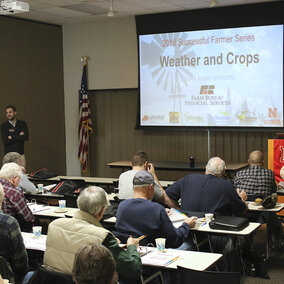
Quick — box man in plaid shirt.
[0,162,34,230]
[0,183,29,283]
[234,150,276,197]
[234,150,282,246]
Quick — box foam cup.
[155,238,166,252]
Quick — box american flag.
[78,64,93,172]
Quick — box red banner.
[269,139,284,183]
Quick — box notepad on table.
[141,250,180,267]
[169,208,188,228]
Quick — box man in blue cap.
[115,170,196,249]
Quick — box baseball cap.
[133,170,154,186]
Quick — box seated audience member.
[234,150,283,246]
[0,162,34,229]
[115,170,197,248]
[118,151,164,203]
[165,157,247,216]
[234,150,276,198]
[2,152,36,194]
[72,244,117,284]
[0,183,29,284]
[44,186,142,281]
[165,157,248,271]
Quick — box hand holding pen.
[127,235,146,248]
[184,216,197,228]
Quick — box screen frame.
[135,2,284,131]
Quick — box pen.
[137,235,147,241]
[201,222,207,226]
[165,256,180,266]
[120,235,147,248]
[139,248,152,257]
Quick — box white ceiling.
[3,0,281,26]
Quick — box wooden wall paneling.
[100,92,113,176]
[88,89,279,181]
[118,90,139,163]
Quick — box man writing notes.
[44,186,142,282]
[1,105,29,166]
[115,170,197,249]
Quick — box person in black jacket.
[1,105,29,165]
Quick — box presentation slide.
[139,25,283,128]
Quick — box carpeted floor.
[243,224,284,284]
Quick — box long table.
[27,175,118,188]
[22,232,222,271]
[104,216,261,237]
[28,204,79,219]
[28,194,117,219]
[26,192,117,203]
[247,202,284,212]
[27,173,175,192]
[107,160,248,176]
[247,201,284,258]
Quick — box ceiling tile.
[65,3,108,15]
[41,7,90,17]
[3,0,280,25]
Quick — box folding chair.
[27,266,75,284]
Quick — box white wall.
[63,16,138,175]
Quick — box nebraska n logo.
[268,108,277,118]
[200,85,215,95]
[280,146,284,162]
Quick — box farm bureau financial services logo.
[185,85,231,106]
[200,85,215,95]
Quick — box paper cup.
[37,184,43,192]
[33,226,42,239]
[205,213,214,223]
[58,200,66,209]
[155,238,166,252]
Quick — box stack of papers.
[23,235,47,251]
[28,204,54,213]
[142,250,180,267]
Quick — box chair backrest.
[177,266,240,284]
[0,256,14,283]
[28,266,75,284]
[64,195,78,208]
